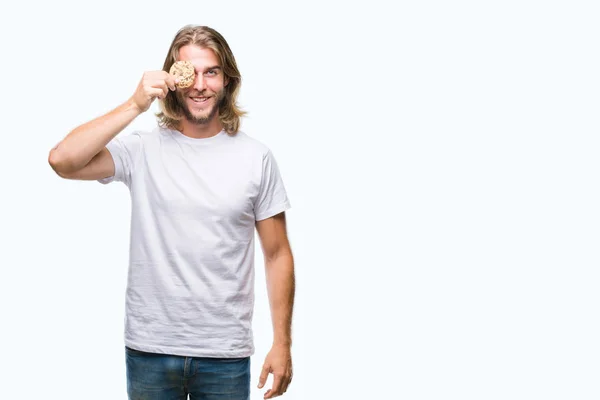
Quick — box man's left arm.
[255,211,295,399]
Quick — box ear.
[224,75,230,87]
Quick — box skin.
[174,45,228,139]
[255,212,295,398]
[49,43,295,399]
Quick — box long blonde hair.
[155,25,247,134]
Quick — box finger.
[281,376,290,394]
[149,79,170,92]
[156,71,177,91]
[166,74,178,91]
[281,374,291,394]
[155,82,169,98]
[257,365,270,389]
[265,374,283,398]
[147,87,167,100]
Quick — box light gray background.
[1,1,598,399]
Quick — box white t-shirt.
[98,126,291,358]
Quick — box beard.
[178,89,226,125]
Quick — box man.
[48,24,294,400]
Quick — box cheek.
[208,77,226,92]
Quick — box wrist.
[273,340,292,348]
[125,97,143,115]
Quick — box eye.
[205,69,218,76]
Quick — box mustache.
[187,91,212,97]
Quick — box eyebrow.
[197,66,221,73]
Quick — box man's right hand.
[130,71,179,113]
[49,70,179,177]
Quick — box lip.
[189,96,212,107]
[189,96,212,104]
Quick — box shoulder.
[227,130,272,158]
[114,127,158,144]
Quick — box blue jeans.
[125,346,251,400]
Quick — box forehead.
[177,45,220,69]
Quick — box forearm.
[50,98,141,173]
[265,252,295,346]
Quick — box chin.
[189,103,212,115]
[190,108,207,116]
[192,110,212,120]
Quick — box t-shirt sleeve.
[253,149,292,221]
[97,132,143,187]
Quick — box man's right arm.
[48,100,141,180]
[48,71,177,180]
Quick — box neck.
[178,117,224,139]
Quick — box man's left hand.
[257,344,293,398]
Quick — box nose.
[193,73,207,92]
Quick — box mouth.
[190,96,211,104]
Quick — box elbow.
[48,148,76,177]
[265,248,294,266]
